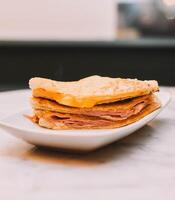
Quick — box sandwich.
[28,75,161,129]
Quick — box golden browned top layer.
[29,75,159,108]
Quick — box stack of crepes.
[28,75,161,129]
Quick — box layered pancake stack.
[28,75,161,129]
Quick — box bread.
[29,75,159,108]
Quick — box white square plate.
[0,91,171,152]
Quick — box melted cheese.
[32,88,150,108]
[33,88,96,108]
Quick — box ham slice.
[28,94,160,129]
[32,100,148,129]
[99,101,147,121]
[31,95,150,119]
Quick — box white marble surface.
[0,88,175,200]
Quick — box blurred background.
[0,0,175,91]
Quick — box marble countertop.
[0,88,175,200]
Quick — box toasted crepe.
[29,75,159,108]
[31,95,151,119]
[30,94,161,129]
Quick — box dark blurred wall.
[0,42,175,90]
